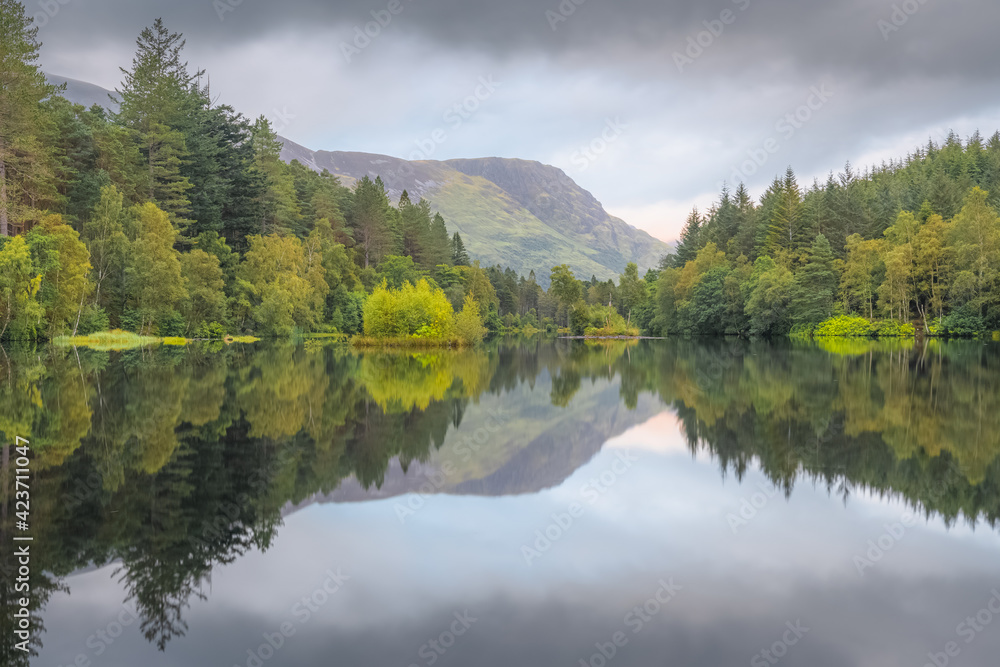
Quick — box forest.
[2,1,1000,341]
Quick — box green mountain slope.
[279,139,669,283]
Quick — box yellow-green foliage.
[0,235,43,339]
[125,203,188,334]
[53,329,161,350]
[813,315,874,338]
[872,319,916,338]
[235,234,328,336]
[812,315,916,339]
[453,295,486,345]
[363,279,454,339]
[30,215,93,337]
[161,337,188,346]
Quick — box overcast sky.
[32,0,1000,242]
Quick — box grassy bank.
[52,329,260,350]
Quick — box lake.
[2,338,1000,667]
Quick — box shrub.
[76,305,110,335]
[158,311,187,337]
[939,306,985,338]
[197,321,226,339]
[454,296,486,345]
[363,279,454,339]
[872,320,916,338]
[813,315,874,338]
[583,308,640,337]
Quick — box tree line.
[0,5,657,342]
[652,135,1000,337]
[0,9,499,340]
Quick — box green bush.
[872,320,916,338]
[158,311,187,337]
[362,279,454,339]
[197,321,226,339]
[939,306,985,338]
[813,315,874,338]
[76,305,110,335]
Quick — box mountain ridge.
[278,142,669,281]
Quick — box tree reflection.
[1,337,1000,662]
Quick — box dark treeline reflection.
[2,337,1000,662]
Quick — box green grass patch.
[226,335,260,344]
[53,329,162,351]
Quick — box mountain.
[281,138,670,282]
[49,74,670,282]
[285,374,664,511]
[47,74,119,112]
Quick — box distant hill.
[47,74,119,112]
[49,74,670,282]
[280,138,669,282]
[284,374,664,511]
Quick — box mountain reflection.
[1,337,999,662]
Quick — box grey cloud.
[35,0,1000,86]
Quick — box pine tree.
[790,234,838,324]
[0,0,58,236]
[249,116,300,235]
[178,91,264,244]
[765,167,804,254]
[425,212,451,267]
[351,175,392,268]
[399,191,430,264]
[673,207,702,267]
[452,232,470,266]
[115,19,199,231]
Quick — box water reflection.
[1,338,999,665]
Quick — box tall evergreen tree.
[0,0,57,236]
[115,19,198,230]
[425,212,452,267]
[790,234,838,324]
[249,116,299,236]
[765,167,805,254]
[452,231,470,266]
[673,207,702,267]
[351,175,392,268]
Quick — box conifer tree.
[790,234,837,324]
[765,167,804,254]
[351,175,392,268]
[115,19,198,230]
[249,116,300,236]
[673,207,702,267]
[0,0,57,236]
[452,232,470,266]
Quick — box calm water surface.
[2,338,1000,666]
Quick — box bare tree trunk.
[0,139,8,237]
[72,289,87,336]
